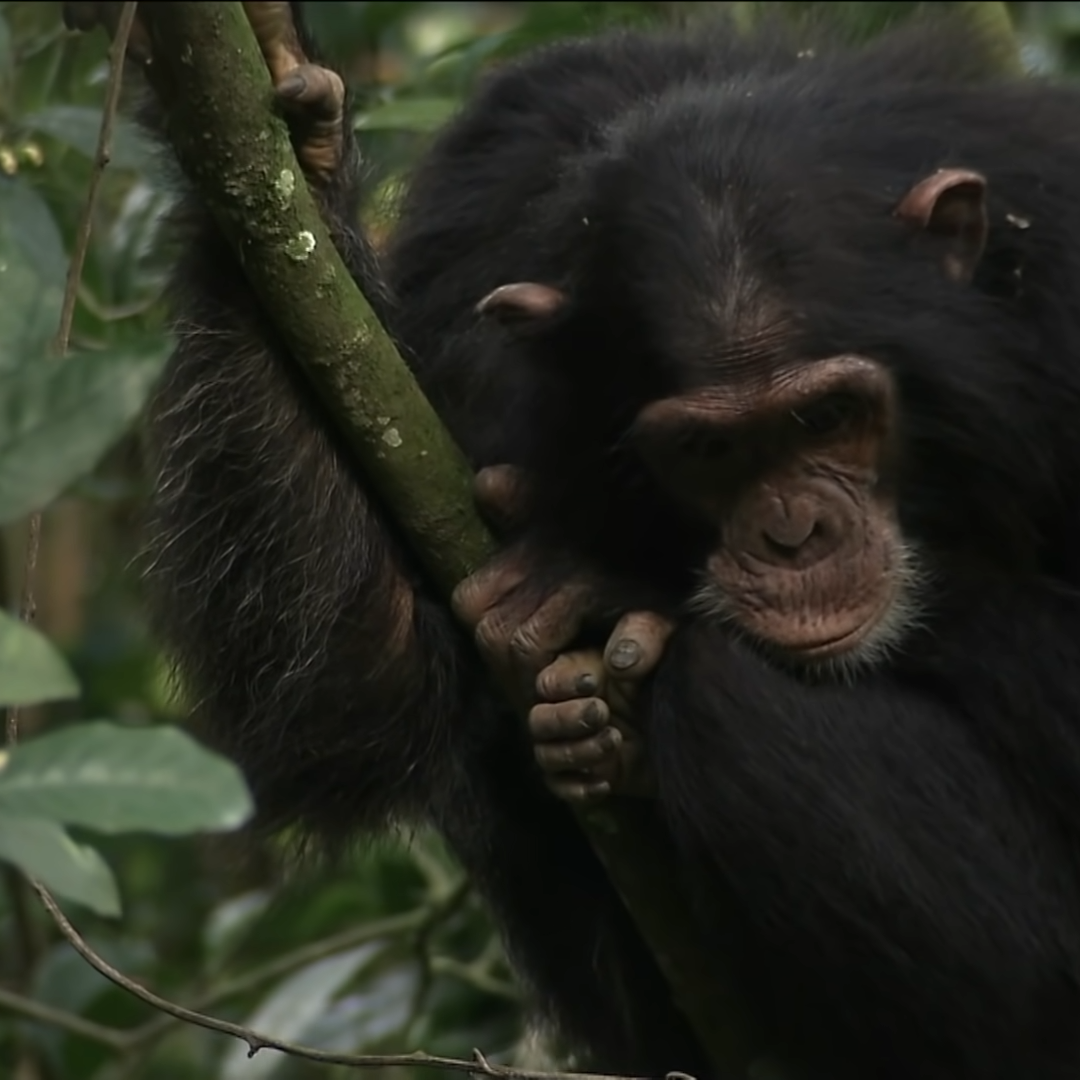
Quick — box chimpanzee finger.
[451,555,530,631]
[243,1,305,84]
[529,697,610,743]
[276,64,345,122]
[275,63,346,177]
[509,579,595,676]
[534,727,624,778]
[604,610,677,681]
[474,465,532,536]
[545,776,612,805]
[536,650,606,703]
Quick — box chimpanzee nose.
[756,493,839,566]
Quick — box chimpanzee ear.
[475,282,568,327]
[894,168,988,284]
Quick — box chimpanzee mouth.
[688,542,926,677]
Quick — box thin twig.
[429,957,518,1002]
[127,882,472,1047]
[0,985,129,1050]
[52,2,140,359]
[31,883,652,1080]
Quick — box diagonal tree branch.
[132,2,758,1074]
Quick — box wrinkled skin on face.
[634,355,910,668]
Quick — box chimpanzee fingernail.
[278,72,306,99]
[608,640,641,671]
[576,673,598,694]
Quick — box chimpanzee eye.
[791,392,864,436]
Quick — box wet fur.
[144,7,1080,1078]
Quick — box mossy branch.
[136,2,760,1074]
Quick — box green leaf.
[0,610,79,707]
[22,106,150,172]
[0,14,12,81]
[0,339,170,525]
[0,227,62,374]
[0,721,254,836]
[0,815,120,917]
[355,97,459,134]
[223,947,379,1080]
[0,177,67,289]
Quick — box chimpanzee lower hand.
[62,2,345,182]
[530,620,673,803]
[451,465,675,799]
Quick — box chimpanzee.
[64,2,1080,1077]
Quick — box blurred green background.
[0,2,1074,1078]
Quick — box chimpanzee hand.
[61,2,345,182]
[452,465,674,800]
[530,628,670,803]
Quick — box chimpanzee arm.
[648,621,1080,1079]
[122,0,476,841]
[144,191,475,840]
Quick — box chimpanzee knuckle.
[474,613,515,663]
[514,591,589,663]
[451,574,495,627]
[534,742,578,773]
[454,556,531,623]
[509,623,548,666]
[550,778,611,805]
[598,725,624,755]
[575,697,611,733]
[277,63,345,118]
[535,663,561,701]
[528,703,560,743]
[536,657,595,702]
[450,581,478,626]
[474,465,530,531]
[577,731,624,767]
[536,697,608,739]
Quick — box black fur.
[143,7,1080,1078]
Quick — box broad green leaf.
[291,966,417,1057]
[355,97,458,134]
[0,339,170,525]
[0,227,61,374]
[0,815,120,917]
[0,721,254,836]
[0,176,67,289]
[223,946,379,1080]
[22,105,150,172]
[0,610,79,707]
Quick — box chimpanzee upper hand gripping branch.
[64,3,1080,1078]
